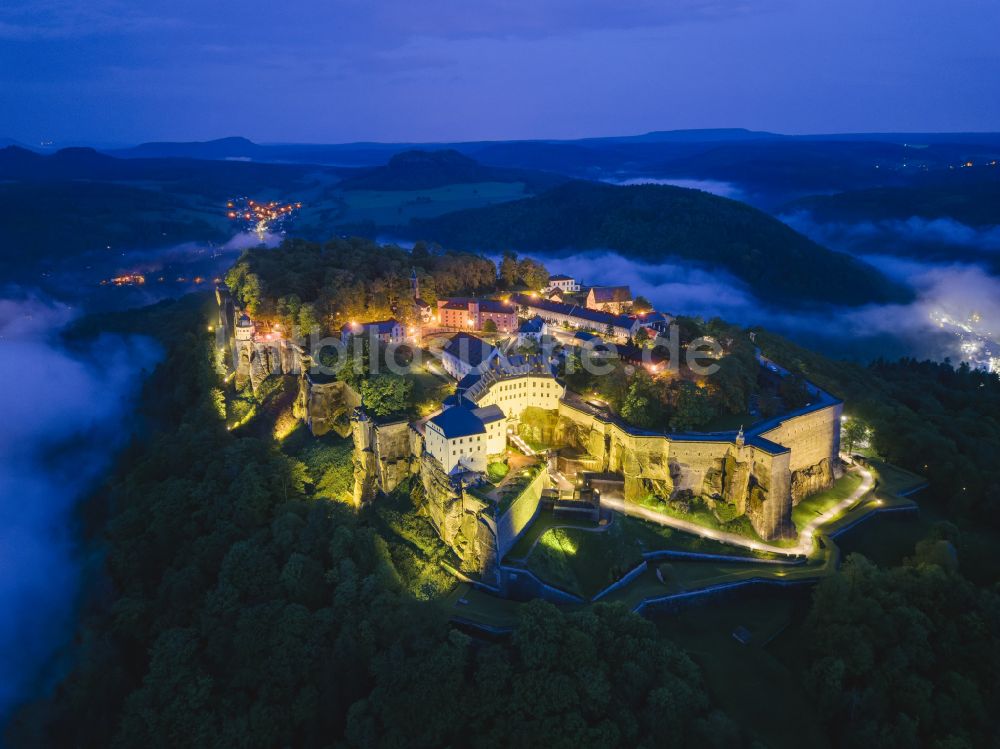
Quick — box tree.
[803,554,1000,748]
[633,295,653,313]
[516,257,549,290]
[360,374,413,417]
[297,303,321,336]
[498,251,519,288]
[411,241,430,261]
[842,418,871,454]
[634,327,650,346]
[482,319,498,334]
[780,373,811,409]
[620,374,663,430]
[670,381,715,432]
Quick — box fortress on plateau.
[215,285,842,586]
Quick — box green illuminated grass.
[791,472,863,529]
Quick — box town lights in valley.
[226,197,302,239]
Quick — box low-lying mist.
[42,230,280,314]
[781,211,1000,268]
[0,290,161,723]
[544,250,1000,364]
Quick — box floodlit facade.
[585,285,632,314]
[340,319,404,344]
[425,403,506,474]
[544,274,580,293]
[510,294,641,341]
[437,298,518,332]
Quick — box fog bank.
[543,250,1000,364]
[0,291,161,722]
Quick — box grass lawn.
[699,408,755,433]
[792,472,863,529]
[409,364,455,416]
[869,459,927,496]
[622,516,781,560]
[521,513,803,599]
[504,511,602,561]
[526,523,644,598]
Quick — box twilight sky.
[1,0,999,145]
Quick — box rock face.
[553,398,839,540]
[350,409,418,506]
[300,377,361,437]
[351,410,378,506]
[790,458,834,504]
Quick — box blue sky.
[1,0,999,144]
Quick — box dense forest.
[6,292,999,748]
[783,179,1000,227]
[6,296,734,748]
[412,181,909,307]
[224,237,502,333]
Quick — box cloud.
[781,211,1000,255]
[0,290,161,721]
[537,250,1000,363]
[607,177,745,200]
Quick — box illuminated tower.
[234,312,255,382]
[235,313,254,342]
[410,268,420,300]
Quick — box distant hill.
[578,128,782,144]
[0,180,229,279]
[413,181,910,307]
[0,146,344,195]
[336,149,566,192]
[651,140,1000,199]
[109,136,264,160]
[783,180,1000,227]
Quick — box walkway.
[601,459,873,557]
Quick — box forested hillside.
[784,180,1000,227]
[337,149,566,192]
[7,294,998,748]
[413,181,909,307]
[6,296,733,748]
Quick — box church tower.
[410,268,420,300]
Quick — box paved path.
[601,459,873,557]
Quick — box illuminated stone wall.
[759,402,842,474]
[553,398,839,540]
[495,468,550,560]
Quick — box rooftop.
[511,294,638,331]
[341,318,401,334]
[442,332,497,366]
[589,285,632,303]
[518,315,546,334]
[429,405,488,439]
[471,404,505,424]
